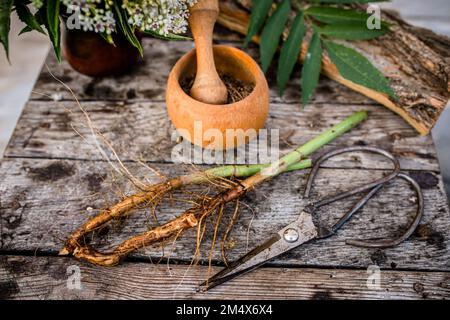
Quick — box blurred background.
[0,0,449,199]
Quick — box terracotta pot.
[62,27,142,77]
[166,45,270,150]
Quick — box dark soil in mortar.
[180,73,255,104]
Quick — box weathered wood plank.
[1,158,448,271]
[3,101,438,171]
[1,256,449,299]
[31,38,374,105]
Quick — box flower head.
[58,0,197,36]
[123,0,197,36]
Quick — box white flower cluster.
[62,0,116,34]
[32,0,197,36]
[123,0,197,36]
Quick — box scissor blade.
[198,211,318,292]
[199,234,280,292]
[198,234,281,292]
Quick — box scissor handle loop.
[303,146,423,248]
[345,173,424,248]
[304,146,401,207]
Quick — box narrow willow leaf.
[45,0,61,62]
[308,0,389,4]
[245,0,273,46]
[277,12,306,96]
[0,0,13,61]
[113,3,143,56]
[318,23,388,40]
[260,0,290,73]
[301,30,322,107]
[324,40,395,97]
[100,32,115,45]
[306,6,371,24]
[19,25,32,35]
[16,3,45,34]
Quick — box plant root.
[60,161,311,266]
[60,179,183,258]
[61,112,367,267]
[221,200,240,266]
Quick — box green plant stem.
[241,110,368,189]
[187,159,312,184]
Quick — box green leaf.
[15,3,45,35]
[308,0,389,4]
[113,3,143,56]
[277,12,306,96]
[306,6,371,24]
[324,40,395,97]
[0,0,13,61]
[19,25,32,35]
[245,0,273,46]
[45,0,61,62]
[317,23,388,40]
[99,32,115,45]
[260,0,290,73]
[306,6,390,30]
[142,29,192,41]
[301,30,322,107]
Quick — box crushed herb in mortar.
[181,73,255,104]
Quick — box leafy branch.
[0,0,193,63]
[0,0,63,62]
[246,0,395,106]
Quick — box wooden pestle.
[189,0,228,104]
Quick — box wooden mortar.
[166,0,269,150]
[166,45,269,150]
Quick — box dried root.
[61,182,236,266]
[59,179,182,262]
[59,162,310,266]
[60,111,366,267]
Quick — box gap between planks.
[2,249,450,274]
[4,101,439,171]
[1,154,443,173]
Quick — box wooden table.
[1,31,449,300]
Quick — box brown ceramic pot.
[166,45,270,150]
[62,27,142,77]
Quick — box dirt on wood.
[28,162,75,182]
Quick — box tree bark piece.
[217,0,450,135]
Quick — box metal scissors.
[198,146,424,292]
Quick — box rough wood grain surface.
[218,0,450,135]
[1,256,449,300]
[1,11,449,299]
[1,158,448,271]
[4,101,439,171]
